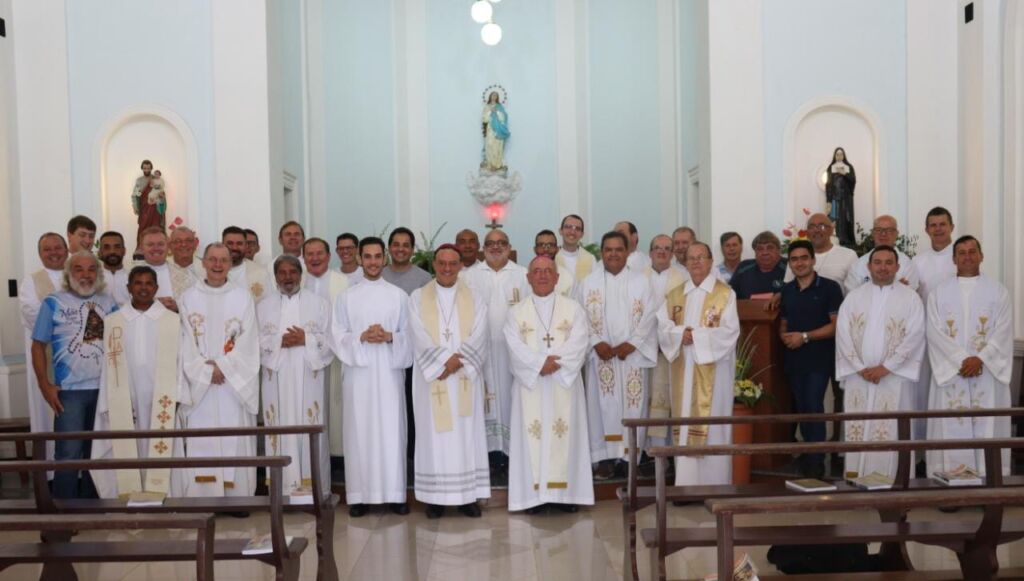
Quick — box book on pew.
[847,471,894,491]
[288,485,314,505]
[126,491,166,507]
[931,464,983,487]
[242,533,296,555]
[785,478,837,493]
[702,552,759,580]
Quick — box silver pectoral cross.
[542,333,554,348]
[442,328,453,342]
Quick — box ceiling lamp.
[481,22,503,46]
[471,0,493,24]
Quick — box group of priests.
[17,206,1014,518]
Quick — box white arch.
[1002,0,1024,338]
[93,105,200,235]
[782,95,886,227]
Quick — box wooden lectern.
[736,300,792,470]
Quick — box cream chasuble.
[330,278,413,505]
[168,261,201,299]
[229,259,270,303]
[409,281,491,505]
[657,276,739,486]
[258,289,333,495]
[464,260,529,454]
[556,248,596,282]
[837,282,925,480]
[926,275,1013,476]
[19,267,62,467]
[177,281,260,497]
[554,263,575,298]
[646,266,687,440]
[304,270,349,457]
[92,301,180,499]
[845,250,921,293]
[504,293,594,511]
[577,268,658,462]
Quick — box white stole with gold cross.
[419,281,476,432]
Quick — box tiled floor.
[3,501,1024,580]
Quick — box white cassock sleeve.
[257,299,285,372]
[456,299,489,385]
[18,276,40,331]
[691,291,740,365]
[627,284,659,365]
[389,294,414,370]
[410,295,489,384]
[835,303,866,382]
[882,294,925,382]
[926,292,970,387]
[331,290,366,367]
[179,309,213,407]
[657,306,685,363]
[303,295,335,372]
[977,286,1014,385]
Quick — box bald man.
[844,215,920,292]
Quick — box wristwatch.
[801,332,809,344]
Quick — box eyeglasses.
[652,246,673,253]
[561,224,583,232]
[686,256,712,263]
[535,242,557,249]
[807,224,831,231]
[873,228,897,235]
[484,240,509,248]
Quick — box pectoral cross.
[431,383,447,406]
[542,332,554,348]
[442,328,453,342]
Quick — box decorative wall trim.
[392,0,431,237]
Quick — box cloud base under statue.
[466,169,522,206]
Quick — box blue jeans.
[53,389,98,499]
[787,372,831,465]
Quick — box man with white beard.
[259,255,333,496]
[177,243,260,498]
[92,266,181,499]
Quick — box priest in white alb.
[926,236,1013,477]
[556,214,597,283]
[258,255,334,496]
[409,244,490,518]
[837,246,926,480]
[504,256,593,513]
[646,234,687,446]
[576,231,658,480]
[533,229,575,297]
[331,237,413,517]
[176,243,260,497]
[92,265,181,500]
[657,242,740,486]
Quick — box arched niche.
[783,97,883,233]
[95,107,199,250]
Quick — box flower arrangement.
[734,328,771,409]
[780,208,811,255]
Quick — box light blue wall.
[323,0,397,239]
[65,0,217,236]
[678,0,702,221]
[426,0,559,256]
[762,0,909,227]
[588,0,662,244]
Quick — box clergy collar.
[199,279,234,294]
[123,299,167,321]
[145,260,168,270]
[280,289,302,300]
[957,274,980,281]
[685,275,717,295]
[870,281,896,291]
[484,260,513,272]
[531,292,555,307]
[603,267,626,278]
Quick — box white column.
[656,0,681,234]
[392,0,430,237]
[211,0,274,244]
[302,0,327,238]
[554,0,591,224]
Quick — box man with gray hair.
[729,231,787,300]
[168,225,204,297]
[30,250,118,498]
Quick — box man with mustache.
[223,226,271,303]
[98,231,130,306]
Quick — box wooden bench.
[0,512,216,581]
[618,408,1024,581]
[647,437,1024,581]
[0,425,337,581]
[0,417,31,486]
[0,454,296,581]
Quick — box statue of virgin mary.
[480,88,509,173]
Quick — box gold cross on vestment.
[431,383,447,406]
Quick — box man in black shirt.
[778,240,843,478]
[729,231,787,299]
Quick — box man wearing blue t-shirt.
[729,231,787,300]
[31,251,118,498]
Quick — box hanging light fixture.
[481,22,503,46]
[470,0,493,24]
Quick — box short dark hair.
[128,265,157,285]
[925,206,954,225]
[388,227,416,247]
[534,229,557,244]
[99,231,125,245]
[243,229,259,242]
[278,220,305,239]
[601,231,628,250]
[719,231,742,247]
[359,236,386,255]
[67,215,97,235]
[560,214,585,231]
[618,221,637,236]
[303,237,330,255]
[222,226,246,240]
[952,234,982,255]
[336,232,359,246]
[869,245,899,263]
[787,239,815,259]
[140,159,153,169]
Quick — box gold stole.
[32,269,56,300]
[648,268,685,439]
[104,310,180,498]
[420,281,475,433]
[665,280,731,447]
[515,296,575,490]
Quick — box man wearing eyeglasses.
[534,229,574,297]
[783,213,858,295]
[556,214,597,282]
[844,215,920,292]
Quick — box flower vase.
[732,403,754,485]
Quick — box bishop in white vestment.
[926,236,1012,476]
[330,238,413,514]
[409,246,490,514]
[259,256,334,495]
[836,247,926,480]
[504,257,594,512]
[92,268,181,499]
[577,233,658,465]
[177,245,261,497]
[657,243,740,486]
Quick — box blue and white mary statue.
[481,89,510,173]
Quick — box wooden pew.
[618,408,1024,581]
[0,425,338,581]
[0,417,31,486]
[0,454,294,581]
[649,437,1024,581]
